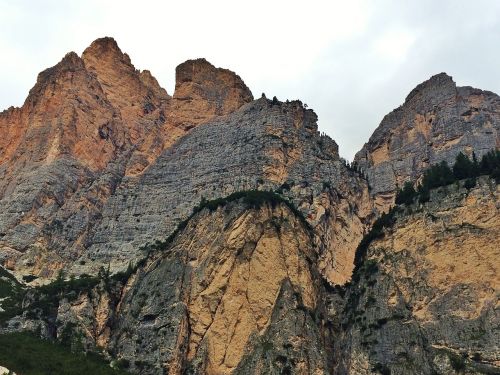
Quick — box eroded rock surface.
[0,38,268,281]
[334,178,500,374]
[355,73,500,211]
[110,200,331,374]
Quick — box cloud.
[1,0,499,160]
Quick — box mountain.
[333,178,499,374]
[355,73,500,211]
[0,38,498,375]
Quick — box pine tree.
[453,152,474,180]
[395,181,417,205]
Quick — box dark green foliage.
[136,190,311,287]
[364,259,379,276]
[421,161,454,190]
[372,362,391,375]
[111,263,134,285]
[150,190,310,252]
[377,317,388,326]
[23,275,39,283]
[417,184,430,203]
[0,332,131,375]
[0,266,24,325]
[464,177,477,190]
[480,149,500,177]
[276,181,292,194]
[453,152,476,179]
[449,353,466,371]
[395,181,417,205]
[116,358,131,369]
[27,273,100,318]
[395,149,500,206]
[353,207,398,272]
[262,340,274,353]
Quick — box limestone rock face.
[0,38,272,280]
[0,51,126,172]
[2,37,499,375]
[82,37,170,145]
[355,73,500,211]
[67,98,369,286]
[110,201,331,375]
[170,58,253,130]
[334,178,500,374]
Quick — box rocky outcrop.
[355,73,500,211]
[64,97,369,286]
[2,37,499,375]
[7,198,334,374]
[0,38,278,282]
[109,199,331,374]
[170,58,254,130]
[334,177,500,374]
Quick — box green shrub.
[464,177,477,190]
[449,353,466,371]
[395,149,499,207]
[395,181,417,205]
[372,362,391,375]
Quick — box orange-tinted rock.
[0,38,260,277]
[82,37,170,144]
[355,73,500,212]
[170,58,253,130]
[2,51,126,172]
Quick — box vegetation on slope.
[395,150,500,205]
[355,149,500,275]
[0,332,130,375]
[0,266,23,325]
[141,189,311,256]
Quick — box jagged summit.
[404,72,455,102]
[355,72,500,210]
[0,37,499,375]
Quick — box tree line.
[395,149,500,205]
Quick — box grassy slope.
[0,332,130,375]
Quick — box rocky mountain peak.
[81,36,129,65]
[355,72,500,211]
[25,51,87,108]
[170,58,253,129]
[404,72,456,107]
[80,37,173,153]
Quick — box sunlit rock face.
[0,37,369,288]
[333,178,500,375]
[355,73,500,211]
[1,36,499,375]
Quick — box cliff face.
[6,198,334,374]
[1,37,499,375]
[65,97,369,286]
[112,200,330,375]
[334,178,500,374]
[355,73,500,211]
[0,38,265,280]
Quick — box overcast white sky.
[1,0,500,160]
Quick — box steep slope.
[355,73,500,211]
[110,198,331,375]
[1,47,371,285]
[0,38,258,280]
[0,51,128,275]
[334,177,500,374]
[4,196,335,374]
[67,97,370,286]
[3,37,499,375]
